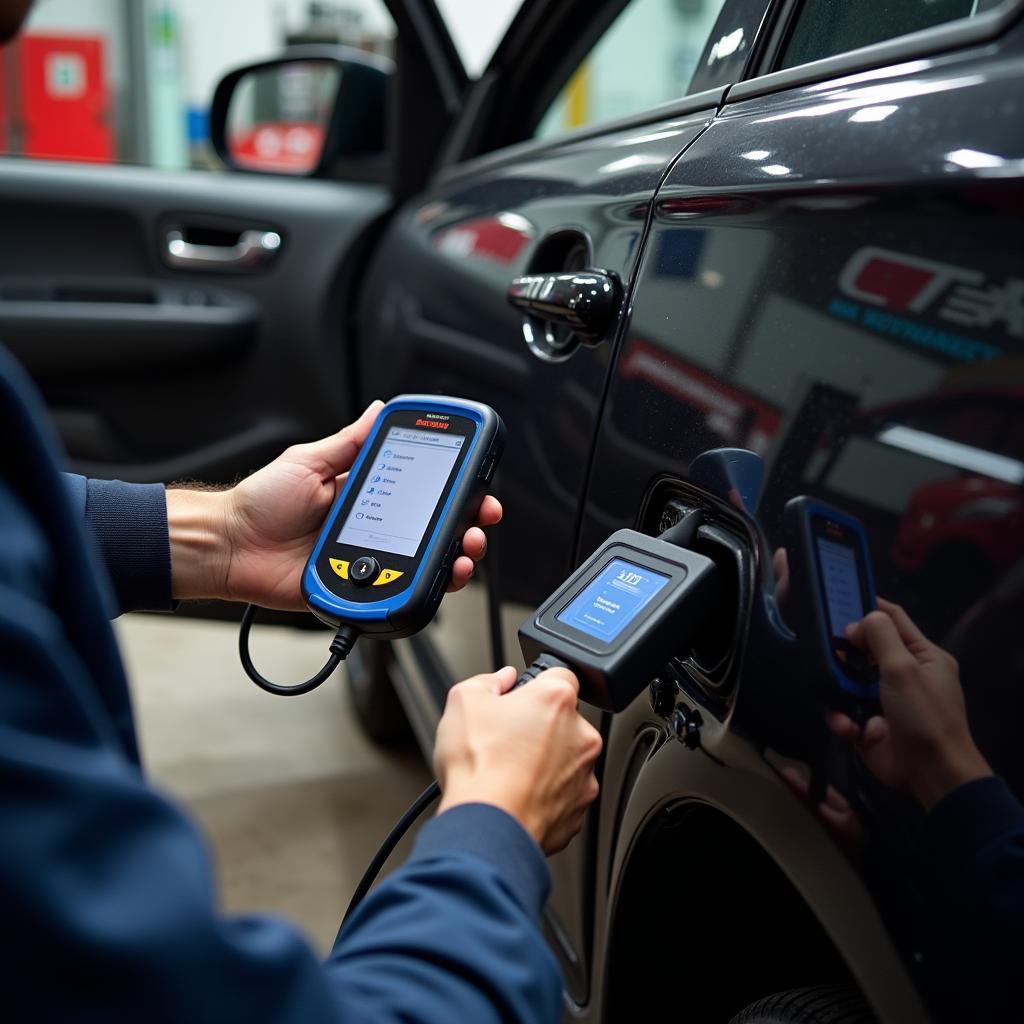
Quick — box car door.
[578,1,1024,1019]
[354,0,774,1004]
[0,0,461,572]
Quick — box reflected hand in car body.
[773,546,992,810]
[830,599,993,811]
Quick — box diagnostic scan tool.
[303,395,505,636]
[518,516,718,711]
[240,395,504,697]
[784,497,880,714]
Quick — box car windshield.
[433,0,522,76]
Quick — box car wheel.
[344,639,415,748]
[728,985,875,1024]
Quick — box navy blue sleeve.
[3,345,561,1023]
[922,776,1024,1009]
[412,803,552,919]
[327,804,561,1023]
[63,473,173,615]
[1,472,562,1024]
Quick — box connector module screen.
[557,558,669,643]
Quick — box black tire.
[344,639,415,748]
[729,985,875,1024]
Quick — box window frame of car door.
[439,0,629,166]
[380,0,469,197]
[733,0,1024,102]
[436,0,775,171]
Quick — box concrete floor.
[115,613,431,956]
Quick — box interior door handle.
[507,269,620,342]
[165,229,282,270]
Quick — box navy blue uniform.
[0,348,560,1022]
[922,776,1024,1016]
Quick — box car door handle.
[164,228,282,270]
[507,269,620,343]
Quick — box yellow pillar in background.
[565,61,590,129]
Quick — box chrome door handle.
[507,269,620,343]
[164,229,282,270]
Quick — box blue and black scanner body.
[302,394,505,639]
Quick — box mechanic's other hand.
[772,547,790,609]
[434,667,603,855]
[829,600,991,810]
[168,401,502,609]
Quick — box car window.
[0,0,394,170]
[779,0,1008,70]
[434,0,523,77]
[535,0,730,140]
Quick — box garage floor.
[115,613,431,956]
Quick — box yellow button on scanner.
[373,569,405,586]
[328,558,350,580]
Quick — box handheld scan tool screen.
[557,559,670,643]
[815,532,866,639]
[809,512,877,689]
[337,426,465,557]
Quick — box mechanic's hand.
[828,600,992,810]
[772,547,791,609]
[167,400,502,610]
[434,666,603,855]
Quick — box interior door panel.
[0,159,389,483]
[0,281,257,375]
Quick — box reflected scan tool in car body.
[784,497,881,716]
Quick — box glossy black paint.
[356,100,724,1008]
[357,106,720,608]
[361,5,1024,1022]
[579,16,1024,1021]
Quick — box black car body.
[7,0,1023,1020]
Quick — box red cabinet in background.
[1,34,113,163]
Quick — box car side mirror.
[210,46,392,179]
